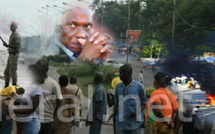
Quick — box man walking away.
[86,72,107,134]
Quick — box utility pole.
[172,0,176,50]
[46,5,58,26]
[150,33,156,59]
[126,0,130,63]
[157,46,161,59]
[46,7,48,36]
[101,0,104,30]
[150,40,154,58]
[53,5,67,25]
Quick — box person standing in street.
[187,78,193,88]
[14,64,44,134]
[2,21,21,88]
[1,64,44,134]
[53,75,74,134]
[86,72,107,134]
[111,76,121,91]
[114,64,147,134]
[67,76,83,117]
[35,59,63,134]
[107,74,121,134]
[139,70,143,83]
[145,72,178,134]
[107,75,121,108]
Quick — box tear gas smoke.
[162,52,215,95]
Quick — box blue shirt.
[205,56,215,63]
[92,84,107,121]
[114,80,147,130]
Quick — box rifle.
[0,36,7,47]
[0,36,4,42]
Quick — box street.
[2,52,215,134]
[0,52,150,134]
[0,0,214,133]
[46,56,155,134]
[0,51,155,134]
[115,56,157,88]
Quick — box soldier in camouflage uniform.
[3,21,21,88]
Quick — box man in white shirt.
[139,70,143,83]
[35,59,63,134]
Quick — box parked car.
[102,59,123,68]
[142,60,156,68]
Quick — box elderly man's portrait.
[58,6,114,62]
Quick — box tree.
[93,0,144,44]
[142,39,166,58]
[142,0,215,56]
[92,0,215,58]
[175,0,215,55]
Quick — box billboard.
[127,30,142,43]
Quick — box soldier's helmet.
[11,21,18,26]
[10,21,18,31]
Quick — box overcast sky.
[0,0,94,37]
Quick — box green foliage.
[142,39,165,58]
[92,0,215,58]
[99,66,118,86]
[42,54,71,63]
[57,63,99,77]
[93,0,144,42]
[145,87,156,98]
[142,0,215,55]
[142,0,173,41]
[76,76,94,96]
[173,0,215,55]
[57,63,118,96]
[192,44,212,57]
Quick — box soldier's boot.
[12,82,16,86]
[4,82,9,88]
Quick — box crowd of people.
[0,4,205,134]
[171,74,199,89]
[0,60,183,134]
[0,59,84,134]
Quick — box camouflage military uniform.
[4,31,21,86]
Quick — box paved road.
[115,56,156,88]
[0,52,152,134]
[0,51,115,134]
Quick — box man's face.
[10,24,17,32]
[61,8,93,54]
[119,69,127,82]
